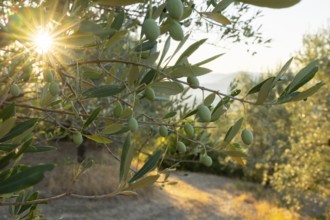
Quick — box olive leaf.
[200,12,231,25]
[119,134,134,184]
[224,118,244,144]
[129,150,162,183]
[0,164,54,194]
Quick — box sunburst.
[3,3,89,75]
[33,28,54,54]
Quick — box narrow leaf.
[271,57,293,88]
[119,134,134,183]
[247,77,275,95]
[256,77,274,104]
[152,3,166,20]
[83,107,102,129]
[151,81,184,95]
[200,12,231,25]
[276,92,300,104]
[128,65,140,87]
[166,65,212,78]
[135,40,157,52]
[277,81,325,103]
[0,117,17,139]
[17,191,39,215]
[224,118,243,144]
[0,103,16,121]
[0,144,56,153]
[213,0,235,12]
[176,39,207,65]
[82,71,102,80]
[101,123,125,135]
[14,191,25,214]
[0,140,32,170]
[165,34,190,68]
[283,60,318,95]
[183,109,198,119]
[158,36,171,67]
[127,175,160,190]
[238,0,300,8]
[83,85,124,98]
[0,164,54,194]
[163,111,177,119]
[211,106,226,122]
[194,53,224,66]
[111,11,125,30]
[140,69,157,85]
[129,150,161,183]
[0,118,38,142]
[204,93,216,106]
[290,81,325,102]
[84,134,112,144]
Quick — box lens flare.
[33,29,53,54]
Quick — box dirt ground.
[0,172,303,220]
[0,142,304,220]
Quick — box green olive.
[241,129,253,145]
[168,21,184,41]
[177,141,186,153]
[49,81,60,96]
[142,19,160,41]
[199,154,212,167]
[113,102,123,117]
[187,76,199,88]
[144,87,155,101]
[159,125,168,137]
[11,84,21,97]
[73,132,83,145]
[197,105,211,122]
[128,117,139,132]
[184,123,194,139]
[166,0,184,20]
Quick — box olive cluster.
[142,0,185,42]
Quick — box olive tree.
[0,0,323,219]
[230,28,329,214]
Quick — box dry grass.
[29,141,155,197]
[20,142,308,219]
[231,180,304,219]
[232,193,301,220]
[46,163,119,195]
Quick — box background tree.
[270,27,330,214]
[232,27,330,215]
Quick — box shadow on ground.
[0,142,302,220]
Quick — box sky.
[189,0,330,92]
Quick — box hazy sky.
[193,0,330,75]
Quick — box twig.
[0,193,68,206]
[64,59,257,105]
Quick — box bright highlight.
[33,29,53,54]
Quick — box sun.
[33,29,54,54]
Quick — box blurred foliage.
[231,27,330,216]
